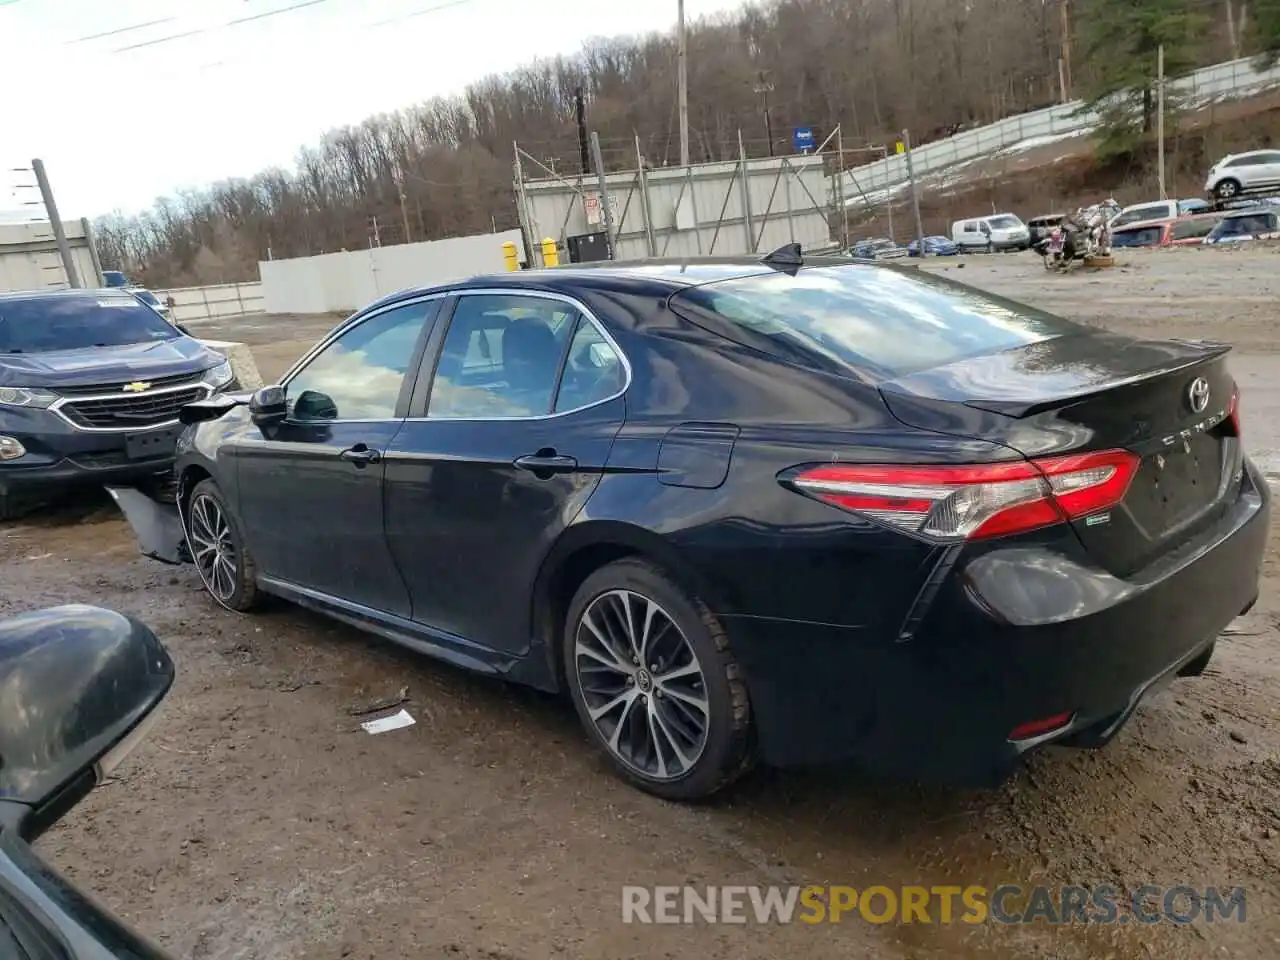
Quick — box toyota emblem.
[1187,377,1210,414]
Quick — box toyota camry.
[108,249,1268,800]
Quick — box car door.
[232,297,441,616]
[1258,152,1280,189]
[383,290,628,655]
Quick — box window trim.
[278,293,445,425]
[406,288,632,422]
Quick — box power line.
[67,18,177,44]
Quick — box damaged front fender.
[105,485,189,565]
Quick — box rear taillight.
[787,449,1140,541]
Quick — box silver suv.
[1204,150,1280,200]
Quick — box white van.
[950,214,1030,252]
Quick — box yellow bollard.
[501,241,519,272]
[541,237,559,268]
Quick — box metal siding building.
[518,155,833,264]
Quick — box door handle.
[340,444,381,467]
[514,451,577,475]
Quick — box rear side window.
[669,265,1077,381]
[0,295,179,354]
[427,294,579,419]
[1112,226,1164,247]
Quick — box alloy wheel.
[188,494,238,602]
[573,589,710,781]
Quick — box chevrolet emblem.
[122,381,151,393]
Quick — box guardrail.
[155,282,265,323]
[837,55,1280,204]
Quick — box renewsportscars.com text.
[621,885,1246,925]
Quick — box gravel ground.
[4,246,1279,960]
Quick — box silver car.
[1204,150,1280,200]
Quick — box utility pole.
[677,0,689,167]
[575,87,590,174]
[395,162,412,244]
[1059,0,1073,101]
[902,130,925,257]
[589,132,616,259]
[1157,44,1167,200]
[754,72,775,156]
[31,159,81,288]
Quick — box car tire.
[186,478,259,612]
[1214,179,1241,200]
[563,558,753,801]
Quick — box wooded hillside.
[96,0,1276,287]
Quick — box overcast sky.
[1,0,740,220]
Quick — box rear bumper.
[725,459,1270,785]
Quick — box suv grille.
[59,386,208,428]
[57,370,206,397]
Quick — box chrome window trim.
[409,287,632,423]
[49,382,213,433]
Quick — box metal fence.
[836,54,1280,203]
[155,282,265,323]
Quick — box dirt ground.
[4,246,1280,960]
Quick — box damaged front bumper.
[105,485,189,565]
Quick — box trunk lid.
[879,331,1242,575]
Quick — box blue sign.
[792,126,815,153]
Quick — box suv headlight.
[0,387,58,409]
[202,358,234,389]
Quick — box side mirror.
[0,605,174,840]
[249,385,288,428]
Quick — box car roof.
[0,287,137,304]
[364,256,865,312]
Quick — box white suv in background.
[1204,150,1280,200]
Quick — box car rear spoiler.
[105,486,188,565]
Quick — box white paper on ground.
[361,708,416,734]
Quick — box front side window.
[428,294,579,419]
[287,300,435,421]
[1171,217,1219,241]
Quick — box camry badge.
[1187,377,1210,414]
[123,381,151,393]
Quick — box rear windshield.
[0,295,181,353]
[1112,226,1164,247]
[669,264,1076,381]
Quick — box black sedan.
[110,252,1268,800]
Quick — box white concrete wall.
[155,282,265,322]
[260,229,526,315]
